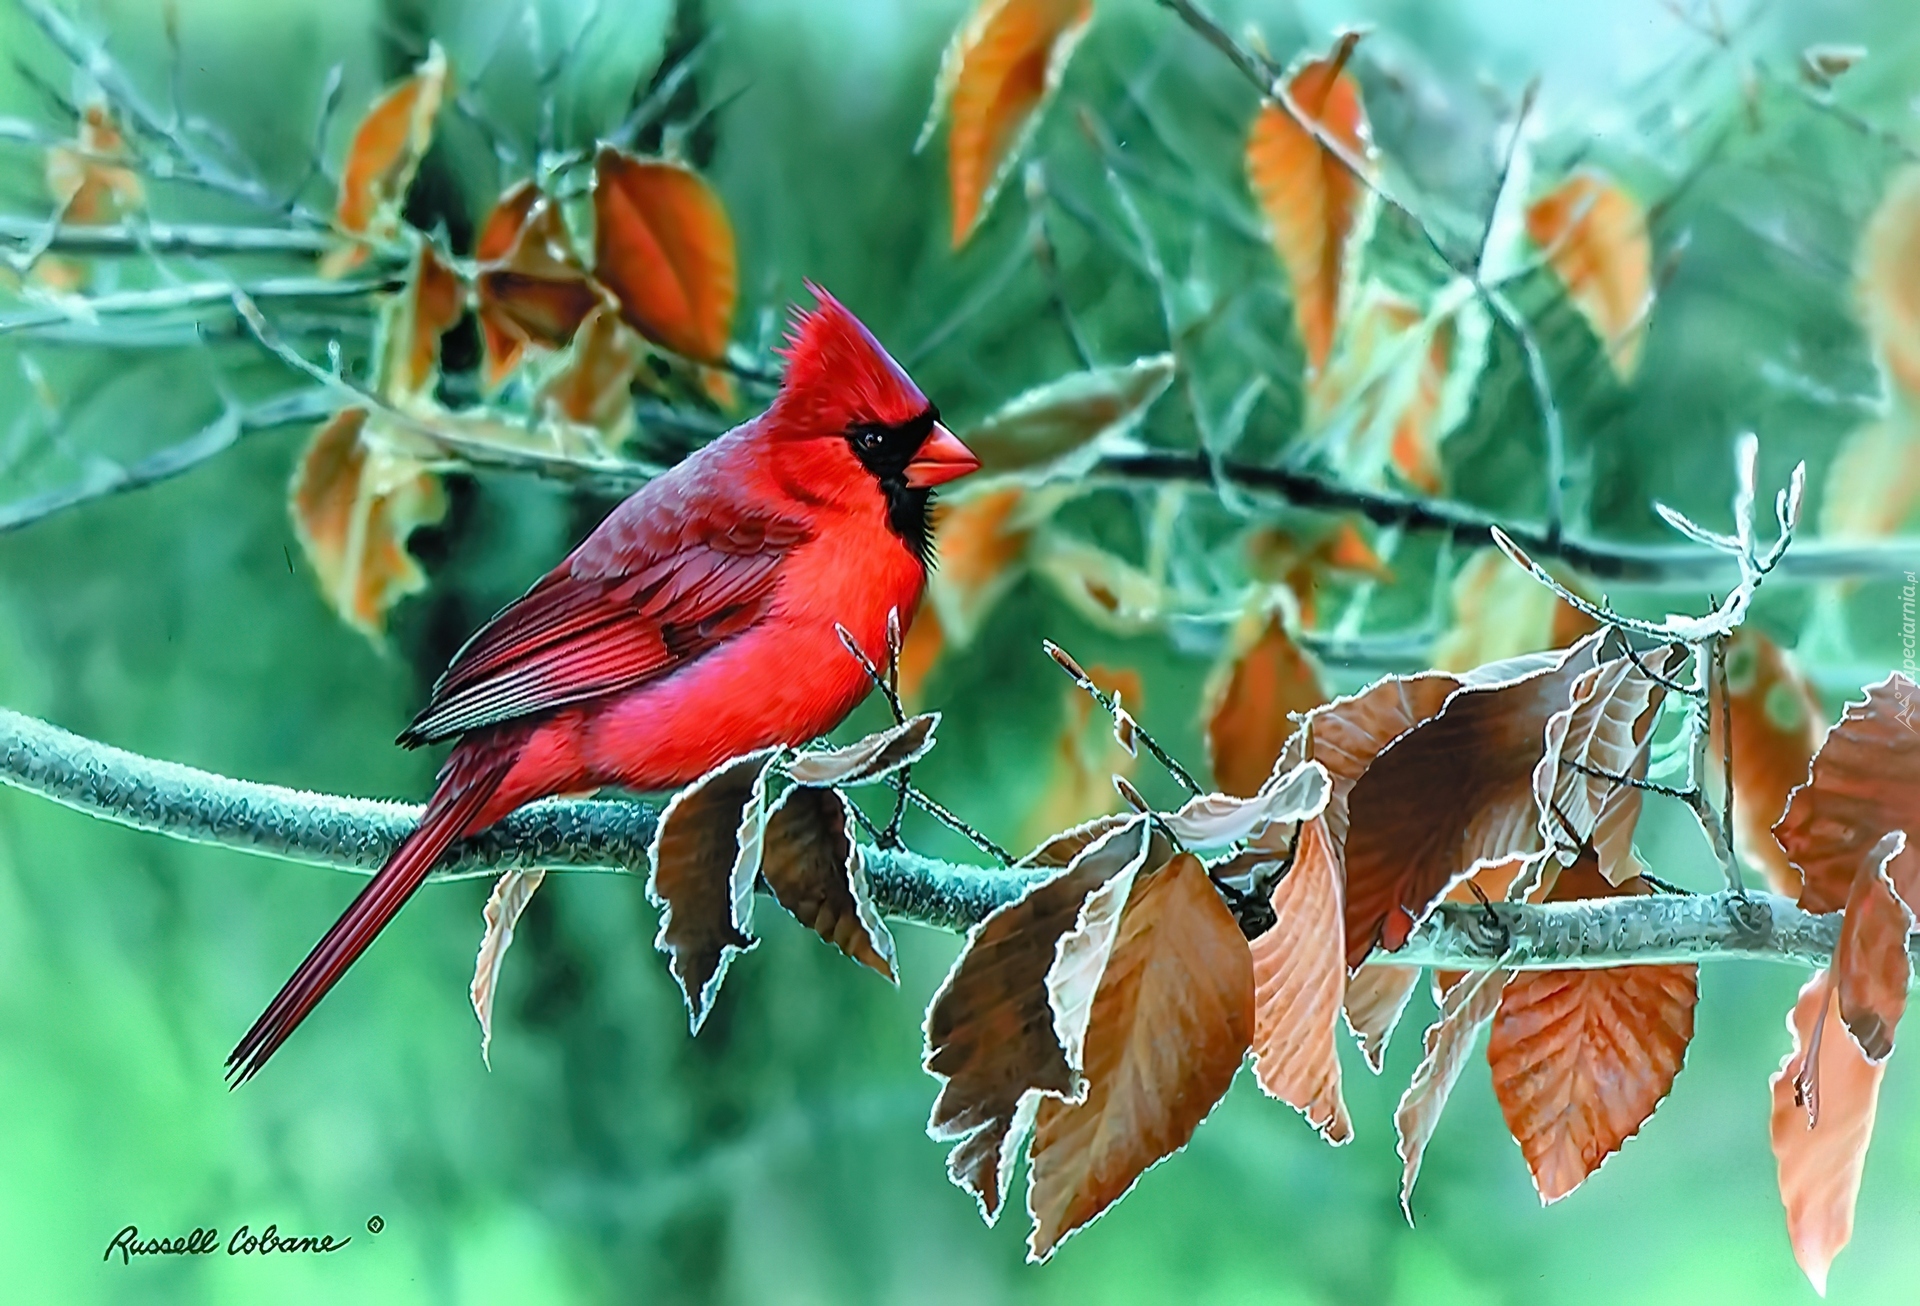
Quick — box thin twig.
[1,276,397,338]
[0,215,340,258]
[1043,639,1204,796]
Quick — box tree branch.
[0,214,339,258]
[1,705,1903,970]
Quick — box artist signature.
[103,1217,380,1265]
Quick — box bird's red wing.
[399,507,809,746]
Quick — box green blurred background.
[2,0,1918,1302]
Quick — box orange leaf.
[476,182,601,388]
[378,243,466,402]
[1526,169,1652,379]
[896,605,945,708]
[1856,164,1920,401]
[1245,519,1391,627]
[927,0,1093,247]
[1832,833,1914,1062]
[592,149,736,363]
[1486,859,1698,1203]
[1771,970,1886,1296]
[1307,287,1453,492]
[1203,608,1328,797]
[1706,630,1828,897]
[926,485,1033,649]
[1246,38,1374,374]
[1817,418,1920,542]
[1026,853,1253,1259]
[1250,815,1351,1142]
[289,407,447,639]
[535,305,645,438]
[1344,635,1603,966]
[1775,674,1920,914]
[335,43,448,238]
[1431,547,1601,672]
[45,101,144,225]
[1396,965,1506,1218]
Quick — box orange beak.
[904,422,981,489]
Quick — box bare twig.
[0,214,339,258]
[1044,639,1204,795]
[1,276,397,339]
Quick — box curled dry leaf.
[1831,832,1913,1063]
[788,713,939,787]
[1856,164,1920,401]
[962,356,1174,476]
[646,749,778,1032]
[535,305,647,439]
[923,818,1153,1221]
[1705,630,1827,897]
[924,0,1094,246]
[1344,634,1603,966]
[335,42,449,240]
[1771,971,1886,1296]
[1396,965,1507,1219]
[1245,519,1391,627]
[1526,168,1652,379]
[1251,814,1352,1143]
[1485,856,1698,1203]
[477,182,602,388]
[471,867,546,1069]
[1246,39,1374,374]
[1016,814,1134,869]
[380,243,466,403]
[760,784,897,981]
[1775,674,1920,914]
[1018,665,1144,852]
[1027,852,1253,1260]
[289,407,447,639]
[1533,645,1679,877]
[1431,548,1600,674]
[1345,965,1421,1074]
[1163,758,1330,848]
[592,148,737,363]
[1204,607,1329,798]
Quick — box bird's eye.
[853,428,884,453]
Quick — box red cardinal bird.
[228,285,978,1083]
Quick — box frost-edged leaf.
[1346,965,1420,1073]
[1707,630,1828,897]
[1396,965,1506,1218]
[1344,634,1602,966]
[288,407,447,640]
[1857,164,1920,401]
[1026,852,1254,1260]
[1776,674,1920,914]
[1164,758,1330,847]
[471,867,545,1069]
[761,784,897,981]
[1532,645,1679,876]
[1251,814,1352,1143]
[788,713,939,787]
[1526,168,1652,378]
[1204,607,1329,798]
[963,355,1174,476]
[1832,832,1913,1063]
[926,0,1094,246]
[1017,814,1134,869]
[335,42,448,239]
[1431,547,1601,673]
[1246,39,1375,374]
[1771,971,1886,1296]
[592,148,737,362]
[646,748,778,1032]
[923,817,1152,1222]
[1485,858,1698,1203]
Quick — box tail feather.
[226,747,513,1085]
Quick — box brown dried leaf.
[1486,858,1698,1203]
[1832,832,1913,1063]
[470,867,546,1069]
[1246,40,1374,374]
[926,0,1094,247]
[1771,970,1886,1296]
[1857,164,1920,402]
[534,304,646,438]
[1526,168,1652,378]
[761,785,897,981]
[1164,758,1330,848]
[1344,634,1603,966]
[646,749,778,1031]
[963,356,1174,475]
[924,819,1152,1221]
[1776,674,1920,914]
[288,407,447,639]
[788,714,940,787]
[1701,630,1828,896]
[1251,815,1352,1142]
[1396,966,1507,1218]
[1016,814,1134,870]
[926,485,1033,654]
[1345,965,1420,1074]
[1027,852,1254,1259]
[476,183,602,388]
[336,43,448,238]
[1204,608,1329,798]
[1533,647,1680,874]
[592,148,737,362]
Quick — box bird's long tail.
[226,741,518,1085]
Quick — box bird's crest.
[772,282,929,430]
